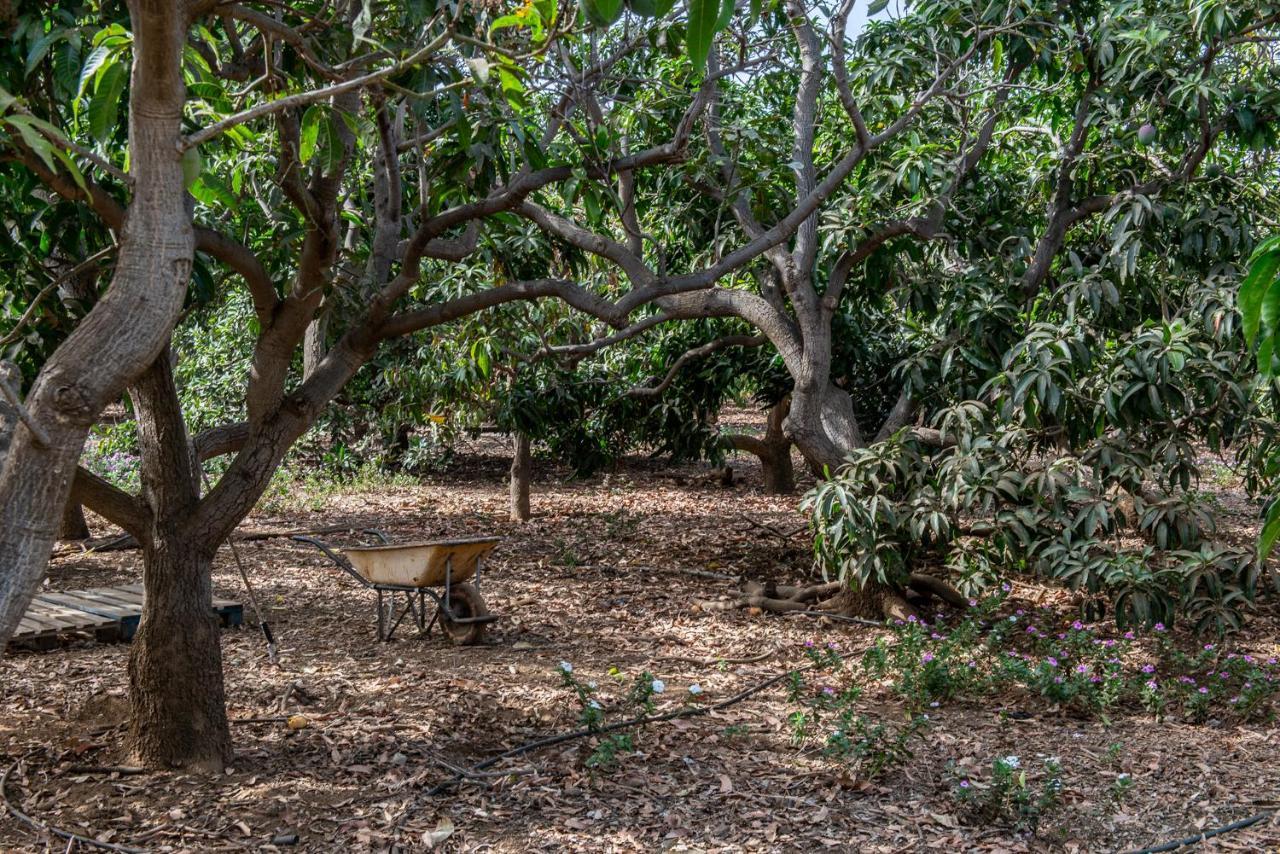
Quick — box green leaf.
[88,61,126,144]
[1260,498,1280,561]
[181,147,203,188]
[77,45,112,100]
[299,104,323,164]
[715,0,734,31]
[1239,241,1280,346]
[686,0,720,73]
[1262,277,1280,349]
[867,0,890,14]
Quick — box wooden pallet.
[13,601,118,650]
[10,584,243,649]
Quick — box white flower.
[1000,755,1020,769]
[559,661,573,673]
[688,684,703,695]
[651,679,666,694]
[588,680,598,689]
[587,699,601,709]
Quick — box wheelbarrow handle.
[291,535,372,587]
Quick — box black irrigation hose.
[1121,809,1276,853]
[2,759,148,853]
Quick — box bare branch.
[628,334,766,397]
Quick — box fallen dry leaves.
[2,418,1280,852]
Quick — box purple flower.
[1054,676,1065,684]
[1268,658,1278,666]
[967,599,978,607]
[1198,687,1209,695]
[1016,609,1025,616]
[922,653,934,663]
[1071,621,1084,631]
[931,632,943,640]
[959,780,971,789]
[1154,623,1166,632]
[1145,680,1158,691]
[826,642,838,650]
[1179,676,1196,685]
[1123,631,1135,640]
[822,686,836,695]
[1075,664,1089,674]
[1141,664,1155,674]
[1046,657,1059,668]
[1057,632,1067,640]
[1204,643,1215,651]
[1027,626,1038,634]
[804,640,815,648]
[1001,582,1012,592]
[907,615,918,623]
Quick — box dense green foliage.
[4,0,1280,637]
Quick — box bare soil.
[3,419,1280,852]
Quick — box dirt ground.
[4,416,1280,852]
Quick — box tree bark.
[127,538,230,770]
[0,2,192,648]
[724,398,795,495]
[510,432,531,522]
[786,382,863,473]
[126,352,232,769]
[60,501,91,540]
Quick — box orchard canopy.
[3,0,1280,848]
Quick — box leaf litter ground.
[3,413,1280,851]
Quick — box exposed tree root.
[696,573,967,622]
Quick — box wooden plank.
[24,603,103,630]
[13,617,55,638]
[85,585,144,606]
[36,592,134,620]
[87,584,240,612]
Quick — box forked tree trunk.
[510,432,531,522]
[127,537,231,770]
[786,382,863,474]
[127,352,232,769]
[60,501,91,540]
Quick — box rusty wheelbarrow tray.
[293,531,501,644]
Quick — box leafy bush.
[805,279,1270,632]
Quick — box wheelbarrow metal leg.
[376,589,387,642]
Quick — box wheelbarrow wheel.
[441,582,489,645]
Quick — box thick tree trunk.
[60,501,91,540]
[510,432,531,522]
[724,398,795,494]
[127,539,231,770]
[0,3,192,647]
[760,398,795,494]
[786,382,863,474]
[127,352,231,769]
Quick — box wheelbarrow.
[293,531,501,644]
